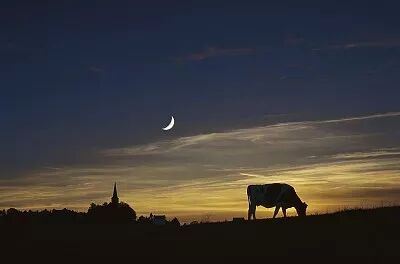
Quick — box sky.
[2,1,400,222]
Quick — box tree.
[87,201,137,223]
[170,217,181,227]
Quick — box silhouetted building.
[151,215,167,225]
[111,182,119,205]
[86,183,136,222]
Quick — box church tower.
[111,182,119,205]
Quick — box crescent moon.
[162,116,175,131]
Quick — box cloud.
[309,38,400,53]
[329,39,400,50]
[317,112,400,123]
[104,112,400,157]
[2,112,400,221]
[175,47,255,62]
[330,148,400,160]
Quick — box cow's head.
[295,202,308,217]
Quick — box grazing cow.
[247,183,308,220]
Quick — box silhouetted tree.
[169,217,181,227]
[0,207,85,224]
[87,201,136,223]
[137,215,151,224]
[6,208,19,217]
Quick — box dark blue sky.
[3,1,400,176]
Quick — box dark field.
[1,206,399,262]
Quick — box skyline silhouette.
[3,112,400,222]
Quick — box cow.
[247,183,308,220]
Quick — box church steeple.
[111,182,119,205]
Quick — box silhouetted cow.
[247,183,308,220]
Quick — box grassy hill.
[1,206,399,262]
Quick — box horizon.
[3,111,400,222]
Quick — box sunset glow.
[3,112,400,222]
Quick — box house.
[151,214,167,225]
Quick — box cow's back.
[260,183,284,207]
[264,183,282,199]
[248,183,294,207]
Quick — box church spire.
[111,182,119,205]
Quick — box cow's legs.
[248,203,256,220]
[273,206,280,218]
[282,207,287,218]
